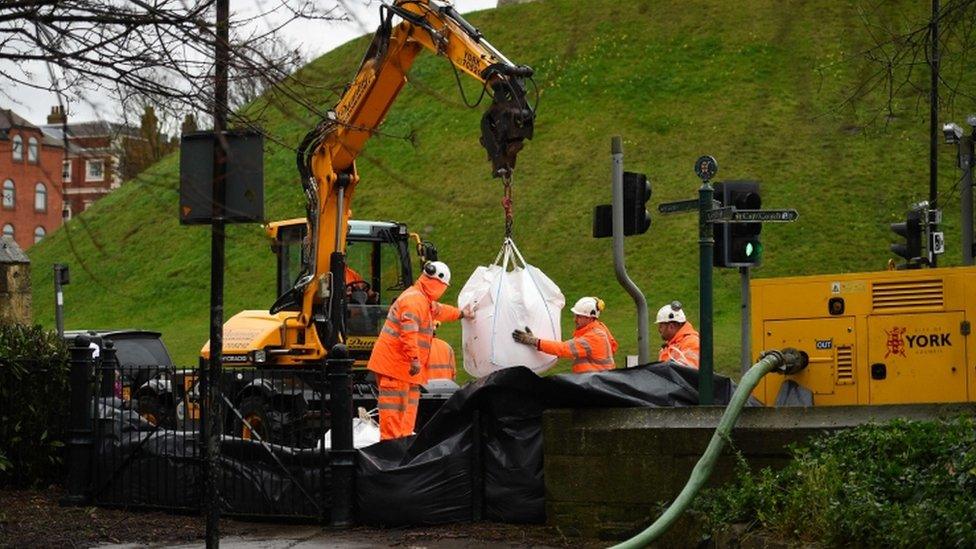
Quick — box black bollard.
[327,343,355,527]
[99,341,118,399]
[61,335,94,506]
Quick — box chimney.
[47,105,67,125]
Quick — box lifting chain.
[502,173,514,239]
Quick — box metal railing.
[62,337,364,522]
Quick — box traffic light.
[714,181,762,267]
[890,207,923,266]
[592,171,651,238]
[622,171,651,235]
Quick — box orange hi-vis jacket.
[344,265,364,284]
[537,320,618,373]
[659,321,701,368]
[427,337,456,380]
[367,276,461,384]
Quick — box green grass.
[27,0,976,377]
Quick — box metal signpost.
[206,2,229,545]
[659,156,798,405]
[694,156,717,405]
[943,119,975,266]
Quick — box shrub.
[0,323,69,487]
[694,417,976,547]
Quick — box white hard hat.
[571,296,604,318]
[656,301,686,324]
[422,261,451,285]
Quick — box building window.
[2,224,13,239]
[12,135,23,161]
[34,182,47,212]
[34,226,46,244]
[2,179,13,209]
[27,137,39,163]
[86,159,104,181]
[62,160,71,182]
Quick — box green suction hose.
[610,348,808,549]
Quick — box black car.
[64,330,177,426]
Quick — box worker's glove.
[409,358,421,377]
[512,326,539,348]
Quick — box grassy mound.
[27,0,976,373]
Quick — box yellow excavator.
[186,0,535,441]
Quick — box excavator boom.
[269,0,535,358]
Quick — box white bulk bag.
[458,239,564,377]
[319,409,380,449]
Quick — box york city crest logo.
[885,326,952,358]
[884,327,907,358]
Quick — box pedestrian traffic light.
[714,181,762,268]
[890,207,924,266]
[622,171,651,235]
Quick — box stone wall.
[543,403,976,544]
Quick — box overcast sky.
[2,0,496,125]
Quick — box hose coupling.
[760,347,809,375]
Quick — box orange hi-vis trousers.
[376,374,421,440]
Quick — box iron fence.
[88,360,357,520]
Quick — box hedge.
[0,323,69,487]
[694,416,976,547]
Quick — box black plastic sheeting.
[92,398,329,518]
[356,362,741,526]
[775,379,815,406]
[91,362,744,524]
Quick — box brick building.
[0,108,65,251]
[41,106,145,218]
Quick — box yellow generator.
[751,266,976,405]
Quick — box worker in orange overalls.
[344,265,364,285]
[427,322,457,381]
[511,297,618,373]
[344,264,376,302]
[367,261,462,439]
[656,301,700,368]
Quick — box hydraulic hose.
[610,348,807,549]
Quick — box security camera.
[943,122,964,144]
[967,114,976,129]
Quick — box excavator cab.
[267,218,423,362]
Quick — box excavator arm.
[273,0,535,356]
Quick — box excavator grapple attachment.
[480,65,535,177]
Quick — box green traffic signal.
[745,239,763,260]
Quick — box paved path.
[95,523,564,548]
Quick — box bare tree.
[0,0,351,290]
[0,0,344,128]
[228,39,307,111]
[820,0,976,125]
